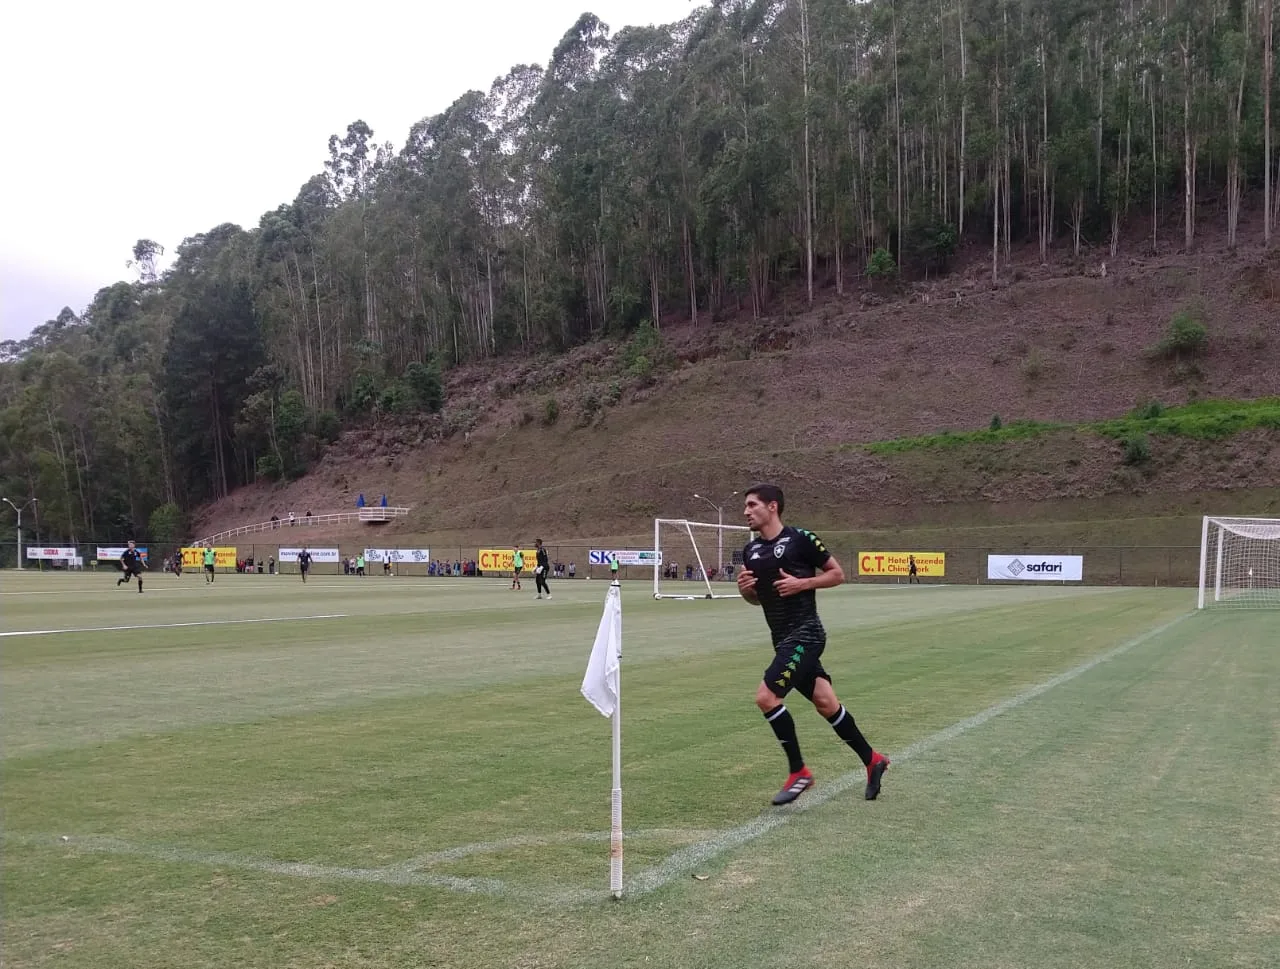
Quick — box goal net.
[653,518,753,600]
[1198,516,1280,609]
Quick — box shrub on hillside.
[1150,307,1208,361]
[403,360,444,413]
[1122,433,1152,466]
[313,409,341,443]
[148,502,184,543]
[866,247,897,279]
[1131,399,1164,421]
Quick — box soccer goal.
[1197,516,1280,609]
[653,518,753,599]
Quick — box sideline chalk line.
[9,827,721,901]
[0,615,348,637]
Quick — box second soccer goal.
[653,518,752,599]
[1197,515,1280,609]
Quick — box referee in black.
[534,538,552,599]
[737,484,889,806]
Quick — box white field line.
[9,833,504,895]
[0,615,348,637]
[10,828,722,901]
[626,611,1194,896]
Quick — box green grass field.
[2,571,1277,968]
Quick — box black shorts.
[764,628,831,699]
[204,564,215,574]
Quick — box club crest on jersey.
[773,545,785,557]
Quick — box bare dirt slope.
[194,235,1280,545]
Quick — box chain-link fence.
[0,539,1202,587]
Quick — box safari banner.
[857,551,946,577]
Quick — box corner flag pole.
[581,580,624,899]
[609,626,623,900]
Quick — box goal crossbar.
[653,517,752,600]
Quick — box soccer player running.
[907,554,919,584]
[511,546,524,590]
[203,545,216,583]
[736,484,890,806]
[117,540,147,593]
[534,538,552,599]
[298,548,313,583]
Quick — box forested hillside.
[3,0,1279,544]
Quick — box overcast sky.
[0,0,698,342]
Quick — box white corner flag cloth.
[581,583,622,717]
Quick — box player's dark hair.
[745,483,785,515]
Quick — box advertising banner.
[589,549,662,566]
[278,547,340,563]
[96,546,149,562]
[478,549,522,572]
[180,547,237,569]
[857,551,946,577]
[363,548,432,563]
[27,546,78,560]
[987,554,1084,581]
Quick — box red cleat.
[772,767,815,805]
[865,752,890,800]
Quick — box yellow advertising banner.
[478,548,532,572]
[181,547,238,569]
[857,551,946,577]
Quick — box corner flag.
[581,581,623,898]
[581,582,621,716]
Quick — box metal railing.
[195,507,410,545]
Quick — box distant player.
[511,545,524,590]
[203,545,216,583]
[117,540,146,593]
[907,554,919,584]
[384,553,392,576]
[298,548,313,583]
[609,552,619,581]
[736,483,889,806]
[534,538,552,599]
[172,550,183,577]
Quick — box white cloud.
[0,0,698,341]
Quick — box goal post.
[653,518,752,600]
[1197,516,1280,609]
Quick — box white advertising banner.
[96,546,149,562]
[363,548,431,563]
[589,549,663,566]
[278,547,340,563]
[987,554,1084,582]
[27,546,77,560]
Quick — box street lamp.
[693,491,738,577]
[2,497,38,571]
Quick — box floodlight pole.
[3,497,38,570]
[693,491,738,576]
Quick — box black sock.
[764,704,805,773]
[826,705,874,766]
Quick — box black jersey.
[742,526,832,645]
[298,551,313,569]
[121,548,144,572]
[536,547,550,572]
